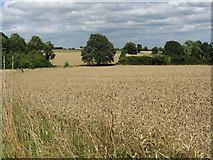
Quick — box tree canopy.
[123,42,137,54]
[137,44,142,53]
[1,32,55,69]
[81,34,116,65]
[164,41,184,56]
[151,47,159,54]
[142,46,149,51]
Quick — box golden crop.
[2,65,211,158]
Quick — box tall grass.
[2,101,203,158]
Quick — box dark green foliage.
[27,35,44,54]
[118,56,153,65]
[7,33,27,54]
[142,46,149,51]
[118,54,211,66]
[119,49,127,60]
[152,54,170,65]
[44,41,55,61]
[81,34,116,65]
[1,32,55,69]
[170,55,211,65]
[159,47,164,52]
[184,40,212,59]
[170,55,185,65]
[137,44,142,53]
[164,41,184,56]
[17,54,52,69]
[151,47,159,54]
[64,61,70,67]
[201,42,212,58]
[123,42,137,54]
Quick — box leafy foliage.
[44,41,55,61]
[142,46,149,51]
[183,40,212,59]
[152,54,170,65]
[164,41,184,56]
[151,47,159,54]
[137,44,142,53]
[123,42,137,54]
[27,35,44,54]
[119,49,127,60]
[64,61,70,67]
[81,34,116,65]
[1,32,55,69]
[118,56,153,65]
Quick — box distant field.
[126,51,153,57]
[52,50,121,66]
[51,50,152,66]
[52,50,84,66]
[3,65,211,158]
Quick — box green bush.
[64,61,70,67]
[170,55,185,65]
[1,32,55,69]
[184,56,211,65]
[118,56,153,65]
[17,54,52,69]
[152,55,170,65]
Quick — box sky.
[1,0,212,49]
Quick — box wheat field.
[51,50,121,66]
[2,65,211,158]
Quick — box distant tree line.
[1,32,55,69]
[1,32,212,68]
[118,40,212,65]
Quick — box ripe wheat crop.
[51,50,121,66]
[2,65,211,158]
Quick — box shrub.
[118,56,153,65]
[64,61,70,67]
[119,49,127,60]
[17,54,52,69]
[184,56,211,65]
[164,41,184,56]
[152,55,170,65]
[151,47,159,54]
[123,42,137,54]
[170,55,185,65]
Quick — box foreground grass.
[2,102,207,158]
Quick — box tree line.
[1,32,212,69]
[81,34,212,65]
[118,40,212,65]
[1,32,55,69]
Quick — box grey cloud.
[2,1,211,48]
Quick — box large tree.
[27,35,44,54]
[43,41,55,61]
[7,33,27,54]
[1,33,55,69]
[142,46,149,51]
[164,41,184,56]
[183,40,211,59]
[151,47,159,54]
[137,44,142,53]
[123,42,137,54]
[81,34,116,65]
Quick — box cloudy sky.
[1,0,212,49]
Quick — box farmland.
[2,65,211,158]
[51,50,122,66]
[51,50,153,66]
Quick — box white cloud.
[1,1,211,48]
